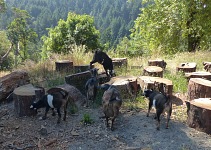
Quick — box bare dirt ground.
[1,94,211,150]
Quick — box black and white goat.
[143,89,172,130]
[30,88,69,123]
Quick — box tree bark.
[187,78,211,101]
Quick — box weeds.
[81,113,94,125]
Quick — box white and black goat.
[85,68,99,107]
[143,89,172,130]
[30,87,69,123]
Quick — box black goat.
[90,49,115,77]
[30,88,69,123]
[85,68,99,107]
[143,89,172,130]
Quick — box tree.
[42,12,101,56]
[0,0,6,13]
[130,0,211,54]
[6,8,38,67]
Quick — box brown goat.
[102,85,122,131]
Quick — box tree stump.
[0,70,30,102]
[74,65,92,73]
[176,62,197,73]
[188,78,211,101]
[65,71,92,95]
[98,72,110,84]
[105,76,139,99]
[55,60,73,72]
[187,98,211,134]
[185,71,211,81]
[138,76,173,95]
[143,66,163,77]
[112,58,127,69]
[148,59,167,69]
[13,84,44,117]
[203,62,211,72]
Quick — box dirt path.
[0,100,211,150]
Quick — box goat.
[143,89,172,130]
[101,84,122,131]
[30,88,69,123]
[85,68,99,107]
[90,49,115,77]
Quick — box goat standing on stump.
[30,88,69,124]
[90,49,115,77]
[101,84,122,131]
[85,68,99,107]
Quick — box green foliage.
[0,0,6,13]
[42,12,101,56]
[129,0,211,54]
[81,113,94,125]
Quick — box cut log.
[138,76,173,95]
[13,84,44,117]
[112,58,127,69]
[74,65,92,73]
[187,78,211,101]
[0,70,30,102]
[185,71,211,81]
[203,62,211,72]
[65,71,92,95]
[187,98,211,134]
[55,60,73,73]
[176,62,197,73]
[105,76,139,99]
[143,66,163,77]
[148,59,167,69]
[98,72,110,84]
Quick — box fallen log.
[0,70,30,102]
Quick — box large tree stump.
[176,62,197,73]
[188,78,211,101]
[65,71,92,95]
[105,76,139,99]
[74,65,92,73]
[185,71,211,81]
[187,98,211,134]
[0,70,30,102]
[143,66,163,77]
[203,62,211,72]
[112,58,128,69]
[13,84,44,117]
[148,59,167,69]
[98,72,110,84]
[138,76,173,95]
[55,60,73,73]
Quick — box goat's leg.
[111,117,116,131]
[166,105,172,129]
[51,108,56,116]
[156,109,163,130]
[147,101,153,117]
[57,108,61,123]
[42,107,50,120]
[63,102,68,121]
[106,117,109,128]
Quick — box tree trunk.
[13,84,44,117]
[148,59,167,69]
[143,66,163,77]
[177,62,196,73]
[185,71,211,81]
[187,78,211,101]
[138,76,173,95]
[55,60,73,73]
[187,98,211,134]
[0,70,30,102]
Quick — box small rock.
[71,130,79,136]
[40,126,48,136]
